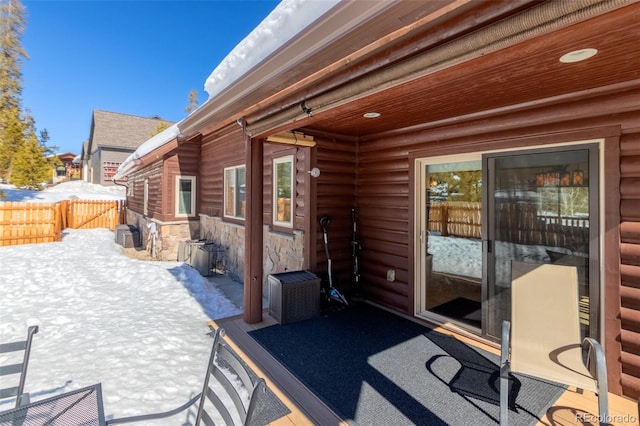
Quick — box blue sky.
[20,0,279,155]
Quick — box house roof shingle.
[88,110,174,154]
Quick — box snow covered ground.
[0,180,126,202]
[0,183,242,423]
[0,181,573,423]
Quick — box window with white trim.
[224,166,246,219]
[273,155,294,227]
[175,176,196,217]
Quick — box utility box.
[177,240,205,263]
[268,271,320,325]
[178,240,223,277]
[114,225,140,248]
[192,243,221,277]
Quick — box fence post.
[55,202,63,241]
[61,200,69,230]
[441,203,449,236]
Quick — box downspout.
[112,178,129,226]
[246,0,631,137]
[112,178,128,190]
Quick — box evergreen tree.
[39,127,59,159]
[0,0,29,181]
[185,89,198,114]
[11,134,51,189]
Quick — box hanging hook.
[300,101,312,116]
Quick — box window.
[175,176,196,217]
[224,166,246,219]
[273,155,294,227]
[103,161,121,180]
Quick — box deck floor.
[212,308,638,426]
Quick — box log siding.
[353,94,638,396]
[619,129,640,399]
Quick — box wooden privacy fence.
[0,200,125,247]
[495,202,589,252]
[428,200,589,251]
[429,201,482,239]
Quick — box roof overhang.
[114,138,179,180]
[178,0,473,139]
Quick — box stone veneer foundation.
[123,212,306,284]
[125,210,200,261]
[199,214,306,283]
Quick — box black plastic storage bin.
[268,270,320,324]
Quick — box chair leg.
[584,337,609,424]
[596,363,609,425]
[500,320,511,426]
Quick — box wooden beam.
[244,134,264,324]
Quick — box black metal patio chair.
[0,325,39,408]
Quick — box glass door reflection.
[484,146,597,340]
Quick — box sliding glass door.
[483,145,598,340]
[416,143,599,341]
[416,155,483,331]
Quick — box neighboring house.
[80,142,89,183]
[50,152,80,184]
[84,110,173,186]
[115,1,640,399]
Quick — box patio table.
[0,384,105,426]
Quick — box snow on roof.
[115,0,338,180]
[115,123,181,179]
[204,0,339,99]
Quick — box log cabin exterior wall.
[200,126,245,217]
[199,126,246,279]
[313,135,357,290]
[123,143,202,260]
[262,143,311,279]
[619,129,640,399]
[197,127,314,281]
[162,142,200,222]
[126,160,163,219]
[350,89,638,397]
[117,1,640,398]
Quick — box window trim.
[174,175,196,218]
[272,155,295,228]
[223,165,246,221]
[143,178,149,216]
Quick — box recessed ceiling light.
[559,48,598,63]
[363,112,381,118]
